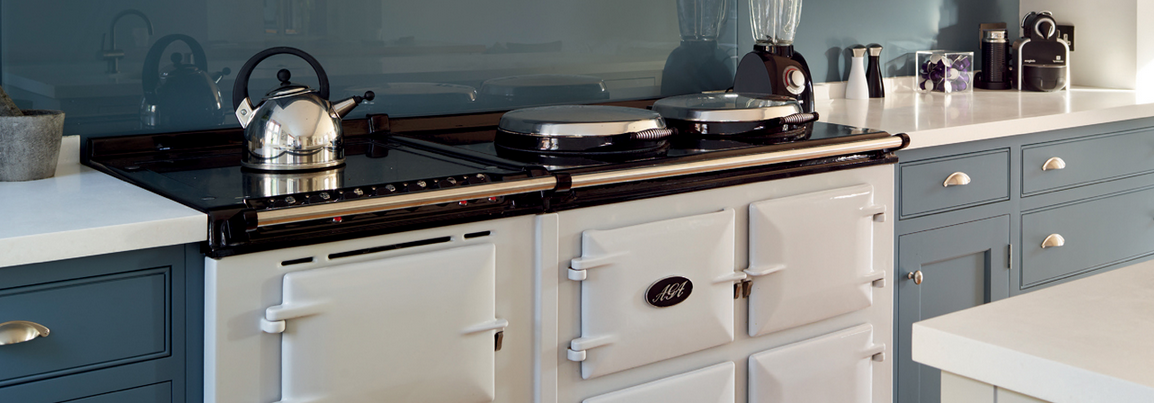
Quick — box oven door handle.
[744,264,786,278]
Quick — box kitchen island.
[911,258,1154,403]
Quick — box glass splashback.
[0,0,738,136]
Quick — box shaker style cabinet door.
[896,216,1009,403]
[745,184,887,337]
[748,324,885,403]
[265,243,506,403]
[567,209,741,379]
[582,362,735,403]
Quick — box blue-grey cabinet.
[0,245,202,403]
[896,215,1010,403]
[893,116,1154,403]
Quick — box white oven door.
[263,243,506,403]
[745,184,886,337]
[583,362,735,403]
[748,324,885,403]
[567,208,742,379]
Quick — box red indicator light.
[332,216,343,223]
[458,200,469,206]
[488,197,499,202]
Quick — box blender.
[733,0,815,113]
[660,0,734,95]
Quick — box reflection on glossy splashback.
[1,0,739,136]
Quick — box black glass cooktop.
[83,115,898,257]
[396,121,889,173]
[89,138,539,212]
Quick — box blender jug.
[750,0,802,46]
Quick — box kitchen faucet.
[100,9,154,74]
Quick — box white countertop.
[815,83,1154,150]
[0,136,206,268]
[912,259,1154,403]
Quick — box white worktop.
[0,135,206,268]
[912,259,1154,403]
[816,83,1154,150]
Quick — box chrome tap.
[100,9,154,74]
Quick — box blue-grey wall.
[744,0,1021,83]
[0,0,1020,137]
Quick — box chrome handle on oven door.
[0,321,50,346]
[1041,234,1065,249]
[906,270,923,285]
[1042,157,1066,171]
[943,172,971,187]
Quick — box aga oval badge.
[645,276,693,308]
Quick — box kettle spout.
[333,91,375,119]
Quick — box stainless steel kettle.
[141,34,230,128]
[232,47,373,170]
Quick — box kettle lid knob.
[277,69,291,85]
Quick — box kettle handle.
[142,34,210,97]
[231,47,330,111]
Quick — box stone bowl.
[0,110,65,181]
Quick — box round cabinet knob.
[0,321,50,346]
[906,270,924,285]
[943,172,971,187]
[1042,157,1066,171]
[1041,233,1065,249]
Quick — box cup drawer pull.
[1041,234,1065,249]
[1042,157,1066,171]
[943,172,971,187]
[0,321,50,346]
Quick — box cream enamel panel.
[570,208,738,379]
[583,362,736,403]
[748,324,882,403]
[746,184,883,337]
[274,243,501,403]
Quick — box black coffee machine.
[732,0,814,113]
[1012,11,1070,92]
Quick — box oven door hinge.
[734,279,753,299]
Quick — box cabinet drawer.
[1021,187,1154,286]
[0,268,169,385]
[70,382,171,403]
[1023,128,1154,194]
[900,150,1010,217]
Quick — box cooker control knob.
[318,192,330,200]
[352,188,364,197]
[284,196,296,204]
[446,177,458,185]
[416,180,427,189]
[784,67,806,95]
[384,184,397,193]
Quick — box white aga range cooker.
[84,97,905,403]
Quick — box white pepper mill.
[845,46,869,99]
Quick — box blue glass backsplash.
[0,0,1015,137]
